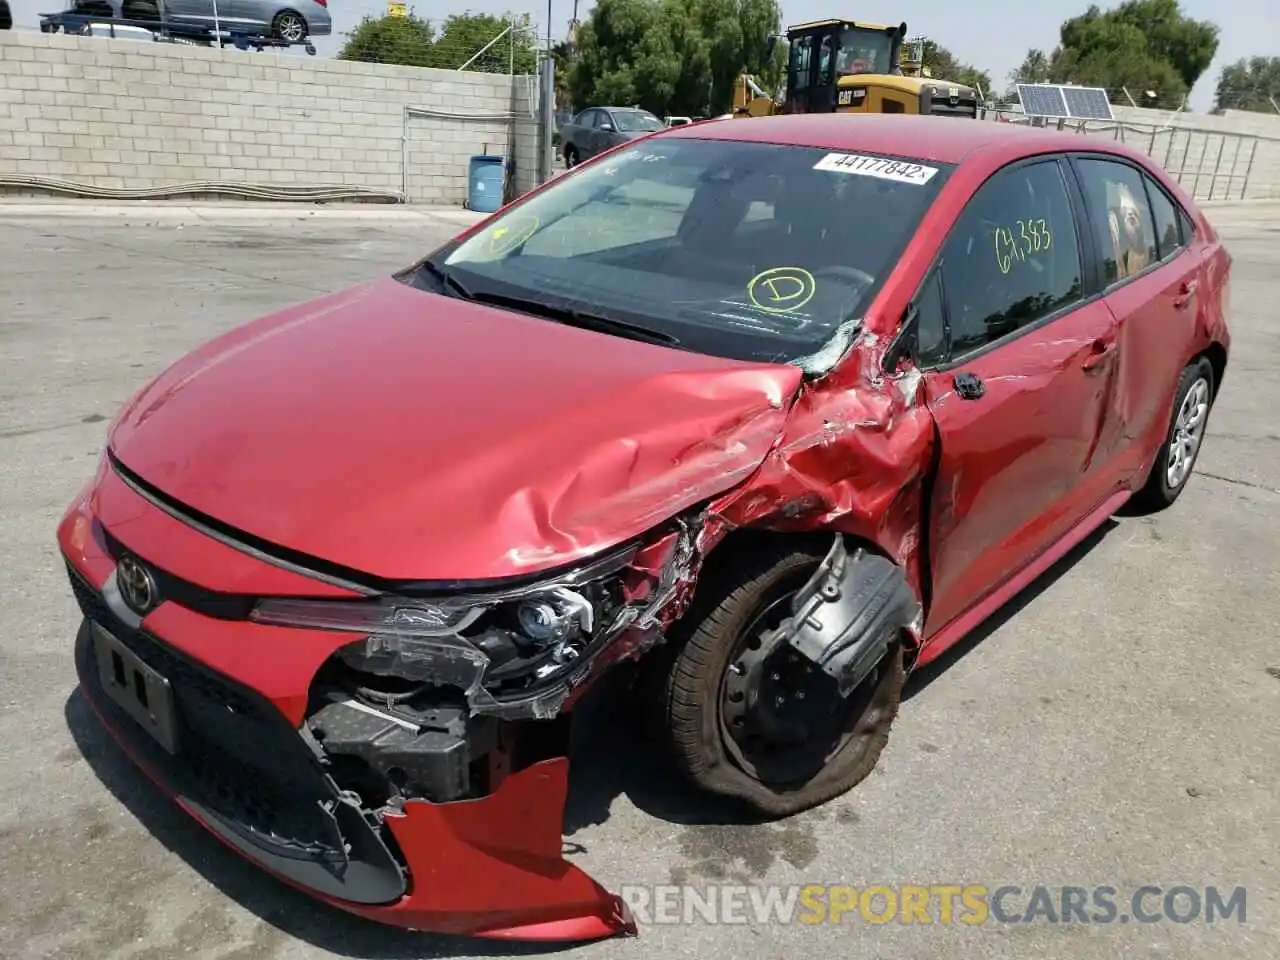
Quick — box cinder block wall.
[0,31,542,204]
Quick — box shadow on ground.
[65,516,1122,956]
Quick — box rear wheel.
[0,0,12,30]
[1131,357,1215,511]
[661,542,905,818]
[271,9,308,42]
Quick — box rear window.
[441,137,953,364]
[612,110,665,133]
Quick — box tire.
[271,9,308,43]
[564,145,579,169]
[1131,356,1215,512]
[121,0,159,20]
[0,0,12,31]
[661,541,906,818]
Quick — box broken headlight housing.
[247,538,683,720]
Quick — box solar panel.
[1016,84,1069,118]
[1061,85,1114,121]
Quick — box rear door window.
[1073,157,1160,283]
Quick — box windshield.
[837,27,896,75]
[612,110,664,133]
[436,137,951,364]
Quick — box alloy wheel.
[1166,377,1210,489]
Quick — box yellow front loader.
[732,19,979,119]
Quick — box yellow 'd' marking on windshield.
[487,215,540,256]
[994,218,1052,275]
[747,267,817,313]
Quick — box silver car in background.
[69,0,331,41]
[558,107,666,168]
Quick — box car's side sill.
[914,488,1133,668]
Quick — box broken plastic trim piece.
[768,536,921,696]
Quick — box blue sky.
[9,0,1278,110]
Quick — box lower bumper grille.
[67,562,406,903]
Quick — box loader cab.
[781,19,909,114]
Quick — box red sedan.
[58,113,1230,940]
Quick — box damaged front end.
[231,521,702,938]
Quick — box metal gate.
[1079,122,1262,201]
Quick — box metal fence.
[979,107,1278,202]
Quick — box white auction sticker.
[812,153,939,185]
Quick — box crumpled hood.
[108,277,802,582]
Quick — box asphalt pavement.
[0,202,1276,960]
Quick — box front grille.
[68,564,345,860]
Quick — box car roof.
[660,113,1148,167]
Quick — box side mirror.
[765,35,777,59]
[599,122,614,132]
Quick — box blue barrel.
[467,155,505,213]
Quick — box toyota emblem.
[116,556,158,615]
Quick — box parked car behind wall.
[558,106,666,167]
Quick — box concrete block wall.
[0,31,542,204]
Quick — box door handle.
[1173,278,1198,309]
[1082,339,1117,372]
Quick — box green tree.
[338,13,435,67]
[918,40,992,96]
[430,11,538,73]
[1012,49,1051,85]
[569,0,781,118]
[1008,0,1218,107]
[338,10,537,74]
[549,40,574,111]
[1214,56,1280,113]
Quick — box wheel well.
[681,527,899,630]
[1198,342,1227,400]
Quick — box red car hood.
[108,277,802,582]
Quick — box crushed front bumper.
[67,568,636,941]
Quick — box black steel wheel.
[662,540,905,818]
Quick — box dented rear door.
[1068,155,1213,480]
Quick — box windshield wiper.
[416,259,474,300]
[468,291,682,347]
